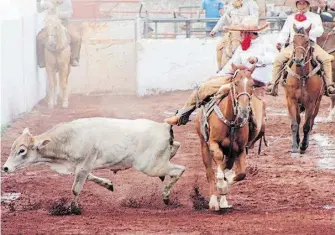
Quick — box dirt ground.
[1,88,335,235]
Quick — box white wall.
[136,38,218,96]
[1,1,47,127]
[136,33,279,96]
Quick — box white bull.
[2,117,184,213]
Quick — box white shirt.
[212,0,259,33]
[277,11,324,45]
[219,36,277,84]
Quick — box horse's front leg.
[209,140,232,209]
[286,97,301,154]
[59,63,70,108]
[327,96,335,122]
[201,139,219,211]
[45,66,57,109]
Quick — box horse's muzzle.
[293,58,305,67]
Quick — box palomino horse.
[195,64,259,211]
[44,13,71,108]
[285,24,324,154]
[317,22,335,121]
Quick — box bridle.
[292,33,312,67]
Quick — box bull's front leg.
[70,153,97,214]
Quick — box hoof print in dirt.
[49,198,81,216]
[215,207,234,215]
[69,203,82,215]
[190,187,209,211]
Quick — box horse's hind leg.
[287,98,301,153]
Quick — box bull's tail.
[169,124,174,145]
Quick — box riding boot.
[36,29,47,68]
[322,64,335,96]
[164,78,232,126]
[36,41,46,68]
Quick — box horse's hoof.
[209,195,219,211]
[163,198,170,205]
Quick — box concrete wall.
[68,20,137,95]
[136,32,279,96]
[1,1,47,127]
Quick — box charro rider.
[265,0,335,96]
[210,0,259,73]
[36,0,82,68]
[165,16,274,126]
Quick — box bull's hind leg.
[161,163,185,205]
[87,174,114,192]
[71,153,97,214]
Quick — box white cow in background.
[2,117,184,214]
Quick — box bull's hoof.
[107,183,114,192]
[159,176,165,182]
[163,198,170,205]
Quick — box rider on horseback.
[209,0,259,72]
[265,0,335,96]
[36,0,82,68]
[165,16,272,126]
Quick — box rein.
[288,34,321,84]
[212,69,252,160]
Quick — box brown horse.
[44,13,71,108]
[317,23,335,121]
[285,24,324,154]
[194,64,257,211]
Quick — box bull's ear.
[22,128,30,135]
[33,139,51,151]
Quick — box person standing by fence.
[198,0,224,36]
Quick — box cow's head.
[2,128,50,173]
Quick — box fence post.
[185,20,190,38]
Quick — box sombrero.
[224,16,270,32]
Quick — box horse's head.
[292,24,312,67]
[44,14,63,49]
[230,64,255,122]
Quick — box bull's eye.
[18,148,27,155]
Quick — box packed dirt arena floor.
[1,87,335,235]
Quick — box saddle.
[199,86,267,155]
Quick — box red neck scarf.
[295,13,307,22]
[241,32,252,51]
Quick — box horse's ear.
[293,24,298,33]
[305,24,312,35]
[231,63,238,71]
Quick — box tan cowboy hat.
[223,16,270,32]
